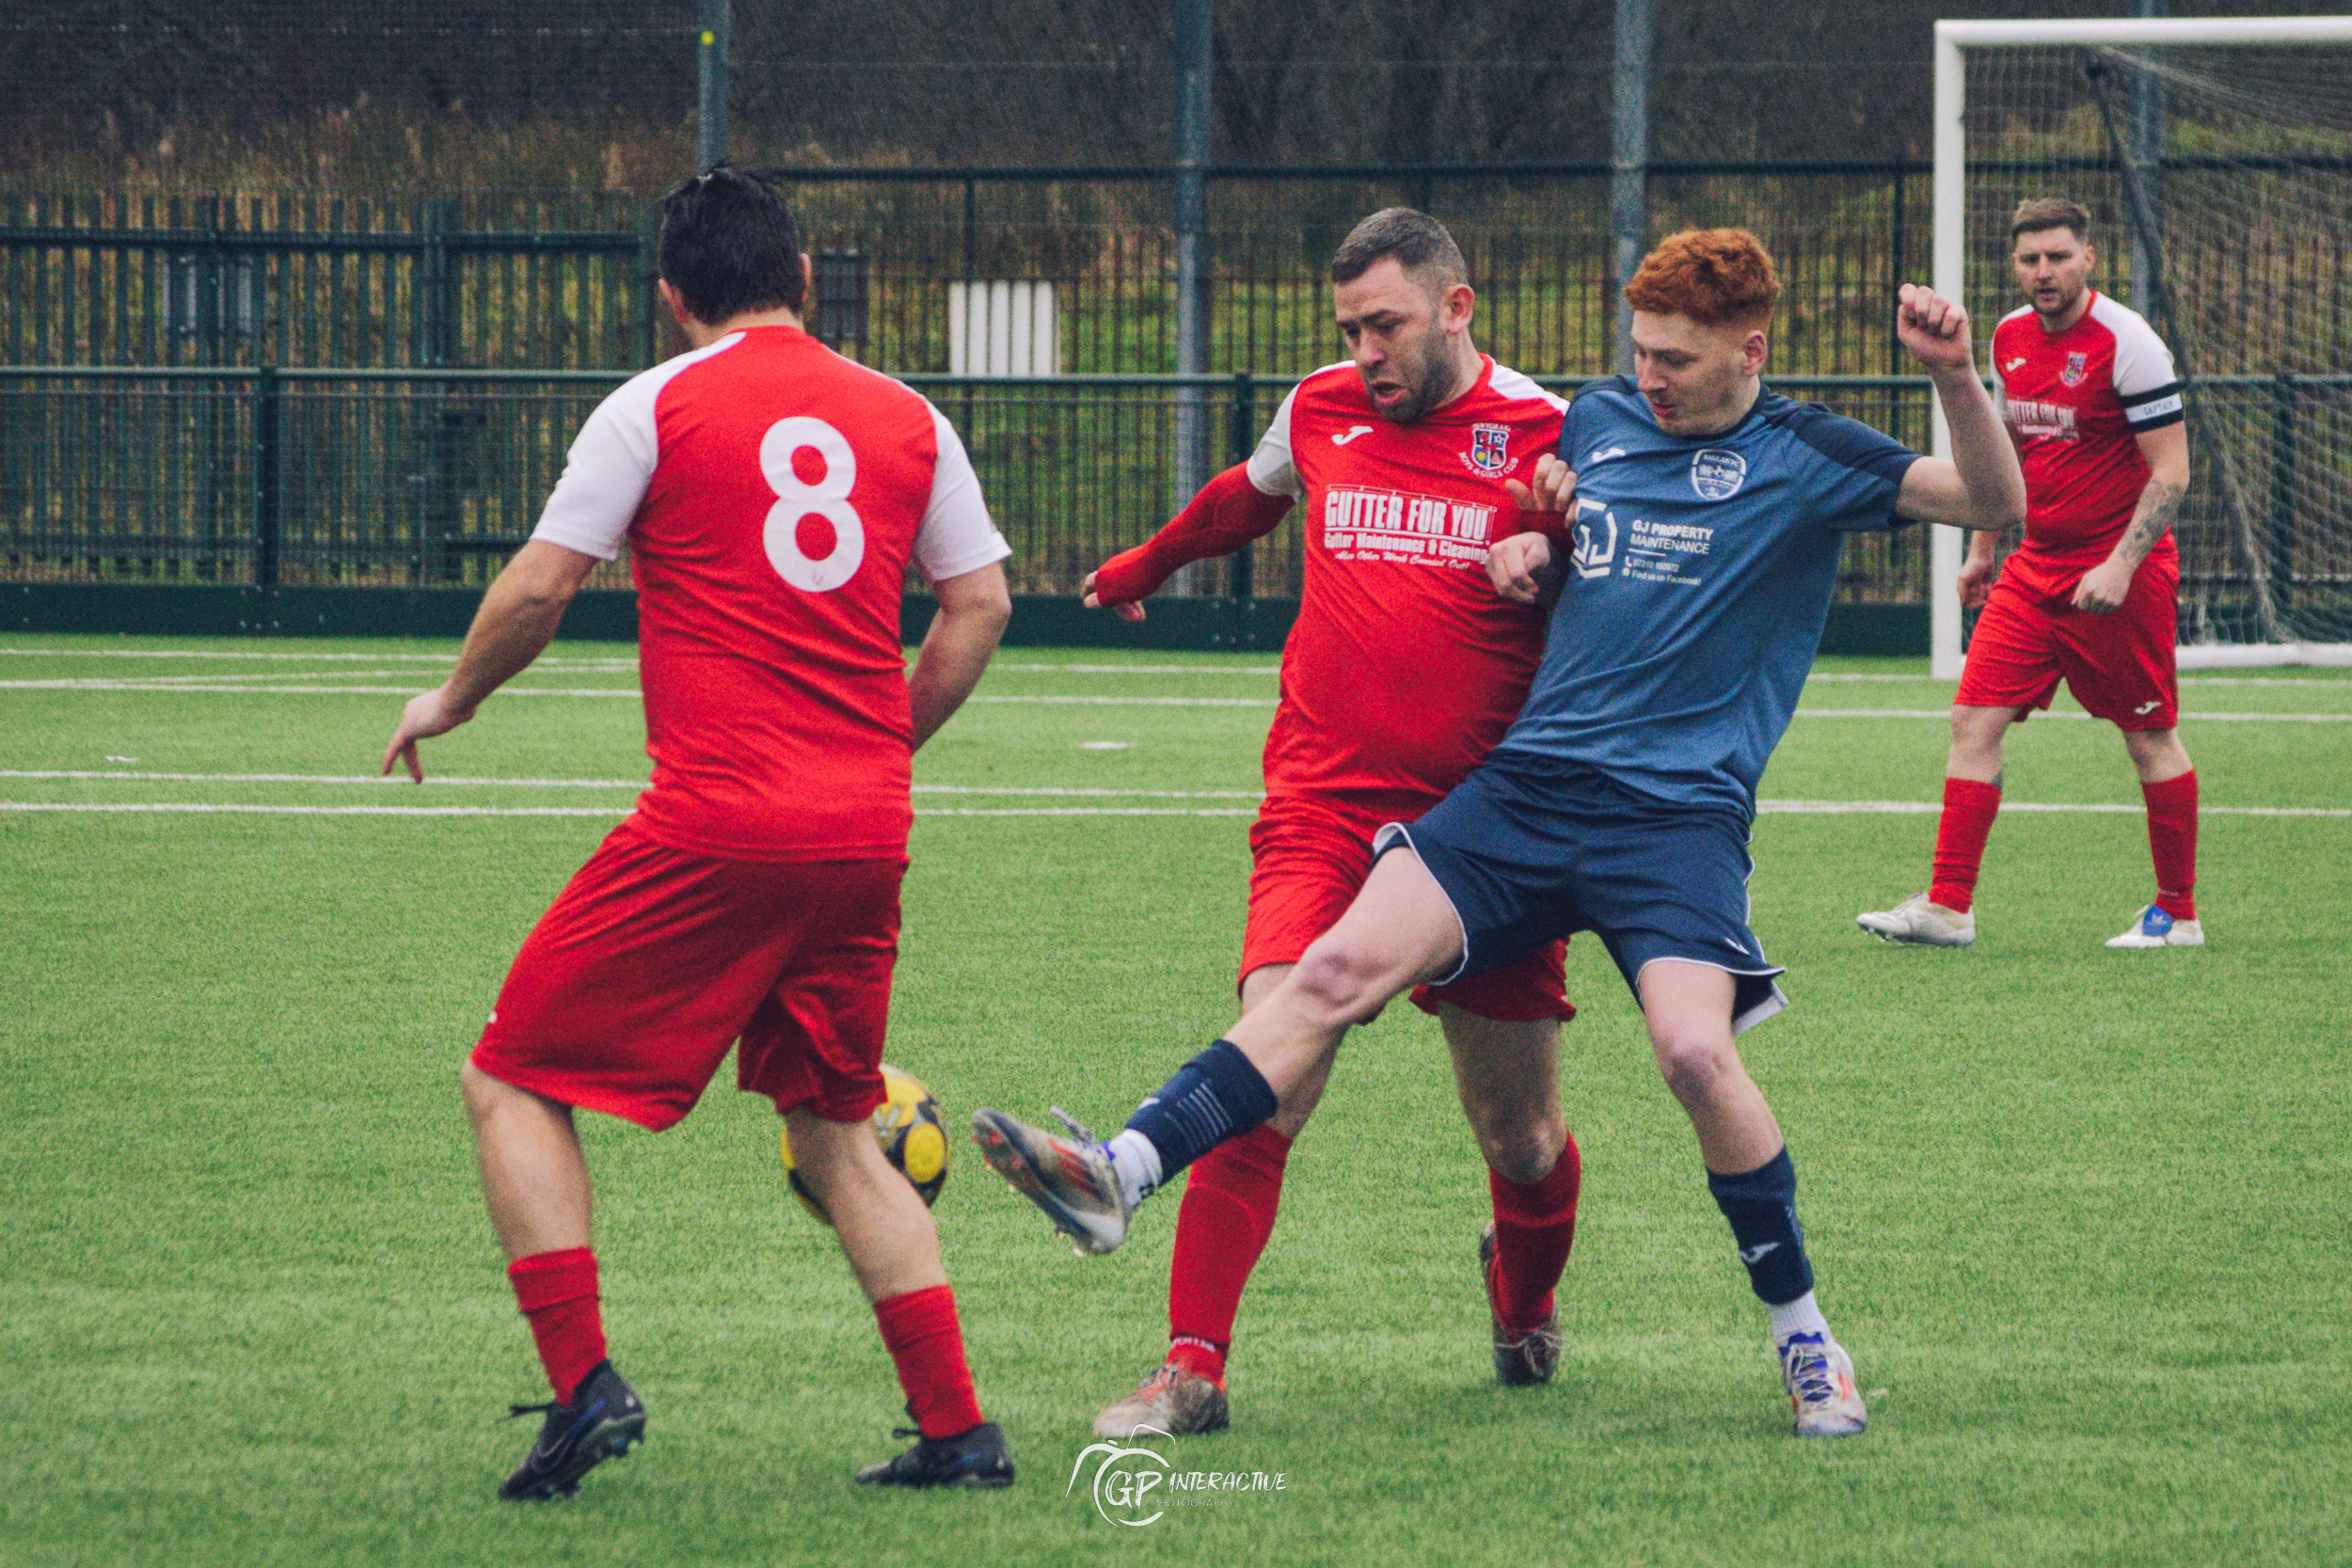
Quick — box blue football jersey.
[1489,376,1922,817]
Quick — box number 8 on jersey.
[762,416,865,593]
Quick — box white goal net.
[1937,18,2352,669]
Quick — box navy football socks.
[1118,1039,1279,1197]
[1707,1147,1816,1307]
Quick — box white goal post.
[1931,16,2352,676]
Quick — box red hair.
[1623,229,1781,331]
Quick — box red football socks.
[1930,776,2003,913]
[508,1247,607,1405]
[1166,1122,1295,1386]
[874,1285,985,1440]
[2144,770,2199,921]
[1486,1134,1582,1337]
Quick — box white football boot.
[970,1106,1133,1256]
[1855,893,1976,947]
[1778,1332,1867,1438]
[2106,904,2205,948]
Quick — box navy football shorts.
[1374,760,1788,1035]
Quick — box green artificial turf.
[2,635,2347,1566]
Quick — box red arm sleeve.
[1090,464,1295,605]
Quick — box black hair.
[1329,207,1468,290]
[656,164,807,325]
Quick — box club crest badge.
[1690,447,1748,500]
[1469,423,1511,476]
[2060,351,2090,388]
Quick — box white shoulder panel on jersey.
[1245,384,1304,501]
[913,403,1013,583]
[2090,292,2185,418]
[530,333,747,561]
[1486,362,1570,412]
[1997,304,2039,326]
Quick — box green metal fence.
[1,166,1934,379]
[0,366,1942,603]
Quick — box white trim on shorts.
[1632,956,1790,1036]
[1371,821,1474,987]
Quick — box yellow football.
[779,1064,949,1226]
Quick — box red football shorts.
[1241,793,1573,1024]
[470,816,901,1132]
[1958,552,2179,731]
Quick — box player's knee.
[1948,707,2006,763]
[1653,1033,1735,1104]
[458,1058,502,1120]
[1287,934,1401,1026]
[1476,1117,1566,1185]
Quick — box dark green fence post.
[254,367,281,590]
[1226,370,1255,601]
[635,200,660,368]
[420,199,453,369]
[2269,372,2296,615]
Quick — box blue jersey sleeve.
[1781,403,1922,533]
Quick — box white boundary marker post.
[1931,15,2352,678]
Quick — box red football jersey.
[1246,356,1565,804]
[530,324,1009,862]
[1993,290,2185,577]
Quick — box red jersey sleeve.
[1090,464,1295,605]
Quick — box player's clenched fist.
[1081,568,1147,622]
[1897,283,1976,371]
[1486,531,1555,605]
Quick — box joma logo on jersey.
[2060,351,2090,388]
[1465,423,1511,476]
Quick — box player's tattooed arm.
[2074,421,2190,614]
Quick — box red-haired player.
[1860,198,2201,950]
[382,167,1016,1498]
[1072,209,1583,1439]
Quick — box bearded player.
[1860,198,2200,950]
[381,167,1017,1497]
[977,230,2027,1438]
[1069,208,1582,1438]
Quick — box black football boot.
[498,1359,646,1500]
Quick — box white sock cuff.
[1768,1290,1831,1344]
[1106,1129,1164,1209]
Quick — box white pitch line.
[0,682,1289,705]
[1791,708,2352,722]
[0,770,1264,799]
[0,800,1256,819]
[0,680,644,697]
[4,799,2344,820]
[964,694,1274,707]
[984,663,1279,675]
[21,683,2346,721]
[0,801,630,817]
[114,669,427,685]
[6,773,2338,813]
[1757,799,2352,817]
[0,769,646,788]
[0,646,461,662]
